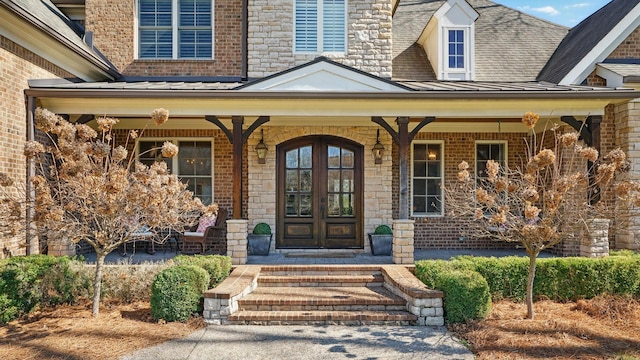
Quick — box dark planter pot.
[368,234,392,256]
[247,234,272,256]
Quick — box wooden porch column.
[397,117,410,219]
[232,116,244,219]
[561,115,602,204]
[372,116,435,219]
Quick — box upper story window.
[138,139,214,204]
[294,0,346,53]
[138,0,213,59]
[448,29,465,69]
[412,142,444,216]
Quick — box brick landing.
[204,265,444,326]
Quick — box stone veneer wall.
[0,36,74,257]
[247,0,392,78]
[247,126,393,253]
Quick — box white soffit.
[240,61,408,92]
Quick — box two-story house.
[2,0,640,263]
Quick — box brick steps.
[257,274,383,287]
[227,310,417,325]
[204,265,444,326]
[238,286,405,311]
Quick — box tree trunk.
[92,253,105,316]
[526,253,538,320]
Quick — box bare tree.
[12,108,216,316]
[444,112,639,319]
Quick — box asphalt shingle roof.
[393,0,569,82]
[538,0,640,84]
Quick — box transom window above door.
[138,0,213,59]
[138,140,213,204]
[294,0,346,53]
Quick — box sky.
[494,0,611,27]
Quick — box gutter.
[25,95,35,256]
[24,88,640,100]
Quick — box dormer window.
[448,29,465,69]
[417,0,478,81]
[294,0,346,53]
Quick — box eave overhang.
[0,1,118,81]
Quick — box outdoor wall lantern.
[372,129,385,164]
[255,129,268,164]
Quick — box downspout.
[241,0,248,80]
[25,95,36,255]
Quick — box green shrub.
[174,254,232,288]
[436,270,491,324]
[252,223,272,235]
[150,265,209,322]
[0,255,89,324]
[373,225,392,235]
[468,256,529,301]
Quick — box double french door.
[276,136,363,249]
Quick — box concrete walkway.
[120,325,473,360]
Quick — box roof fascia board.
[559,4,640,86]
[0,3,116,81]
[26,87,640,100]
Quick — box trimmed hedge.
[173,254,232,288]
[435,270,491,324]
[150,265,210,322]
[416,254,640,304]
[0,255,89,324]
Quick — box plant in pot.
[368,225,393,256]
[247,222,272,256]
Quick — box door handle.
[321,205,325,219]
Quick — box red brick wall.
[85,0,243,77]
[392,131,529,250]
[0,36,74,256]
[609,26,640,59]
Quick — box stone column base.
[580,219,610,258]
[392,219,414,264]
[47,232,76,256]
[227,219,248,265]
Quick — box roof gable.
[538,0,640,85]
[239,57,410,92]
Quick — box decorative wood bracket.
[560,115,602,147]
[76,114,95,124]
[205,115,270,144]
[371,116,436,144]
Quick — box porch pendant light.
[372,129,385,164]
[255,129,268,164]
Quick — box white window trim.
[474,140,508,181]
[411,140,445,218]
[293,0,348,55]
[137,137,215,202]
[134,0,215,60]
[440,25,475,80]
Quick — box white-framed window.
[137,0,213,59]
[411,141,444,216]
[294,0,346,53]
[475,141,507,180]
[138,139,214,204]
[448,29,465,69]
